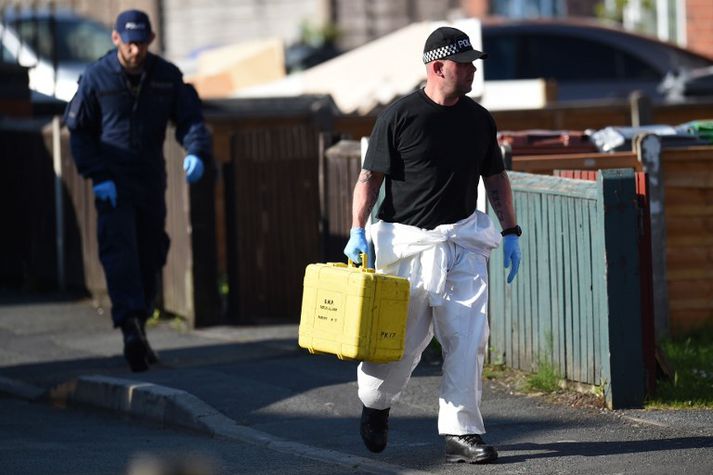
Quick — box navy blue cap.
[115,9,152,43]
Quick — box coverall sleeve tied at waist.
[371,210,502,306]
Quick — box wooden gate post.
[598,169,646,408]
[634,133,668,339]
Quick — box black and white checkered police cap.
[422,26,487,64]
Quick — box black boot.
[444,434,498,464]
[360,406,390,453]
[138,319,160,364]
[121,317,150,372]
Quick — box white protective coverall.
[357,209,501,435]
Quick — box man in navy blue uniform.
[64,9,211,372]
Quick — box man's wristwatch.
[501,225,522,237]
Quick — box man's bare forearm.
[351,169,384,228]
[484,170,517,229]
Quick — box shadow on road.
[498,436,713,463]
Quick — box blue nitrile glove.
[183,154,204,183]
[503,235,521,284]
[344,227,369,265]
[93,180,117,208]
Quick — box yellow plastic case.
[298,254,410,363]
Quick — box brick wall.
[686,0,713,59]
[460,0,488,17]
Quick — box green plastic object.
[676,120,713,144]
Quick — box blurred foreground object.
[126,453,215,475]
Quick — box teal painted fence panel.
[488,170,645,408]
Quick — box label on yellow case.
[314,290,343,328]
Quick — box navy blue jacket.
[65,50,211,190]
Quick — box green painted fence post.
[597,169,646,409]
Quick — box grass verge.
[647,328,713,409]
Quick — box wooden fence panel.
[323,140,362,262]
[162,133,221,327]
[489,170,646,408]
[162,138,192,321]
[0,121,58,289]
[557,169,657,394]
[661,147,713,335]
[52,126,106,299]
[227,125,321,323]
[489,174,602,379]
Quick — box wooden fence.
[162,131,221,327]
[0,119,219,326]
[322,139,363,261]
[508,141,713,337]
[0,120,60,289]
[661,146,713,334]
[488,170,646,409]
[556,170,656,395]
[225,125,322,323]
[4,95,713,330]
[332,98,713,141]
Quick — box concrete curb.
[0,375,45,401]
[49,375,431,475]
[49,375,222,434]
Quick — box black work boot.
[444,434,498,464]
[360,406,390,453]
[138,319,160,365]
[121,317,150,372]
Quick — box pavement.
[1,292,712,474]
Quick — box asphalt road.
[0,395,360,475]
[1,295,712,474]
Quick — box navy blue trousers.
[95,194,169,327]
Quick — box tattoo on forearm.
[488,188,505,222]
[357,180,381,224]
[365,185,379,211]
[354,169,383,225]
[358,170,374,183]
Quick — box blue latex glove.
[344,227,369,265]
[183,154,204,183]
[93,180,117,208]
[503,235,521,284]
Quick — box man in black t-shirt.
[344,26,522,464]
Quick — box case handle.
[347,252,369,271]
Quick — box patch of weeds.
[526,356,560,393]
[145,308,189,333]
[218,273,229,297]
[592,384,604,399]
[145,309,162,328]
[525,332,561,393]
[169,316,189,333]
[484,363,508,380]
[647,327,713,409]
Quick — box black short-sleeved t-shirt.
[363,88,504,230]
